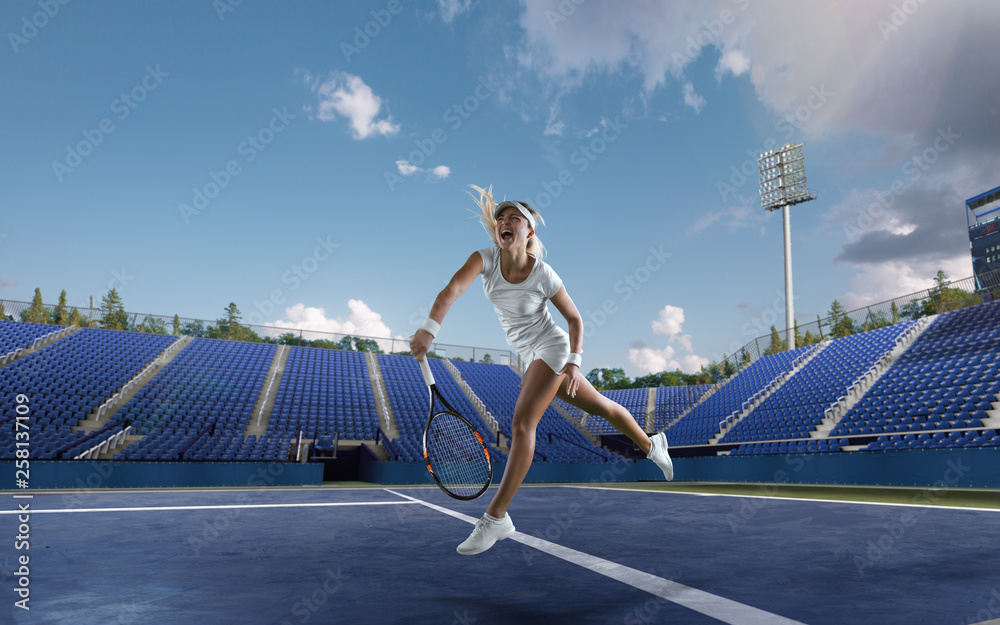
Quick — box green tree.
[24,288,49,324]
[927,269,980,313]
[54,290,69,325]
[354,338,381,353]
[900,298,932,321]
[586,367,629,390]
[182,320,207,337]
[828,299,855,338]
[865,310,891,330]
[763,325,786,355]
[99,289,129,330]
[693,368,714,385]
[481,353,494,364]
[890,302,901,325]
[705,361,725,384]
[0,301,8,321]
[722,356,736,378]
[802,330,819,346]
[143,317,169,334]
[337,336,356,351]
[215,302,243,340]
[172,314,181,336]
[68,308,85,327]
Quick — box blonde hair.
[467,184,546,259]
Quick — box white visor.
[494,201,536,230]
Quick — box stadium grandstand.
[1,268,998,486]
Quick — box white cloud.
[840,257,973,311]
[629,346,708,376]
[306,72,399,139]
[437,0,472,23]
[515,1,1000,148]
[268,300,405,352]
[681,81,706,113]
[629,305,708,374]
[651,305,684,338]
[715,49,750,81]
[396,160,419,175]
[396,160,451,181]
[689,198,769,236]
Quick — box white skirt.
[517,326,570,375]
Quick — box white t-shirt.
[477,246,570,373]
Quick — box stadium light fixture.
[758,144,817,351]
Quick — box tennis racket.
[419,357,492,500]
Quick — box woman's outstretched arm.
[410,251,484,360]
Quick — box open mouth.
[500,230,513,242]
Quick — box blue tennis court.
[3,484,999,624]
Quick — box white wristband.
[565,353,582,368]
[418,318,440,338]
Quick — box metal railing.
[0,298,518,366]
[708,268,1000,386]
[375,427,400,461]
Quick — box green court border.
[572,481,1000,509]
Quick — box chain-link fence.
[710,268,1000,382]
[5,267,1000,379]
[0,299,518,366]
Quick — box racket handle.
[418,357,436,387]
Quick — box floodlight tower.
[758,143,817,351]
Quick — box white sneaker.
[647,432,673,481]
[457,513,515,555]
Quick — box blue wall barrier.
[0,460,323,490]
[676,447,1000,489]
[2,448,996,491]
[361,448,1000,489]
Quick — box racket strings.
[426,412,490,497]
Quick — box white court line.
[0,501,418,515]
[557,485,1000,513]
[384,489,806,625]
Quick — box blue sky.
[2,0,998,376]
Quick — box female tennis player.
[409,185,674,555]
